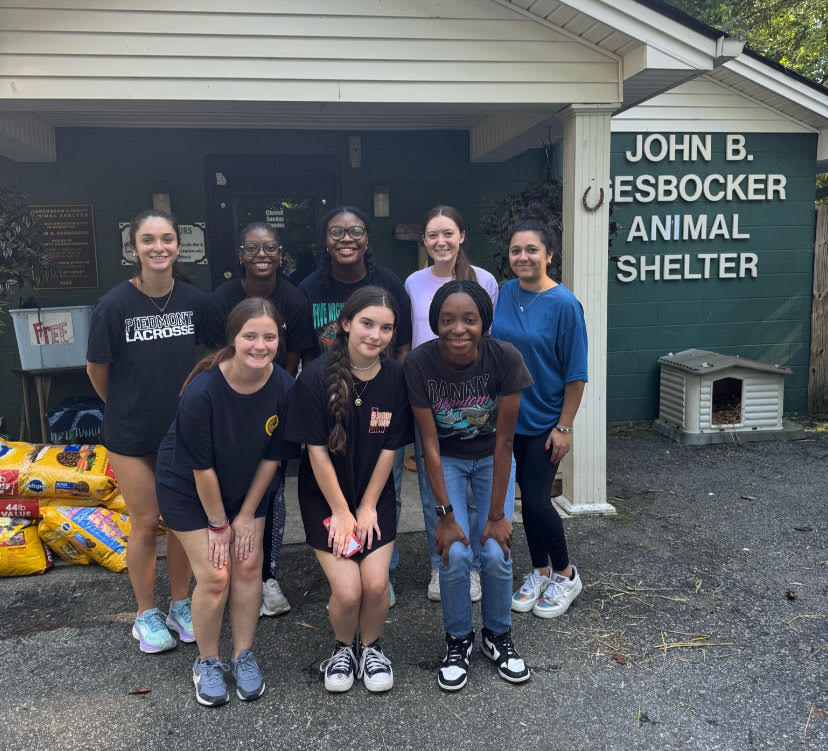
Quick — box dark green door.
[204,155,339,288]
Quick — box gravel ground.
[1,423,825,751]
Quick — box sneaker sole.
[236,682,266,701]
[166,617,196,643]
[324,675,355,693]
[437,673,468,691]
[427,590,441,602]
[193,680,229,707]
[132,625,176,654]
[259,602,291,617]
[363,675,394,692]
[481,643,531,684]
[470,591,482,603]
[510,596,538,613]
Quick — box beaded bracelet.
[555,425,573,434]
[207,516,230,532]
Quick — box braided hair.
[428,279,493,336]
[319,205,377,290]
[326,285,398,454]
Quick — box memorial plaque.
[31,204,99,289]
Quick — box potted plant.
[0,185,54,332]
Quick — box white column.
[556,104,616,515]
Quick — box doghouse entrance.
[712,377,743,425]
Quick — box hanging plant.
[480,150,618,281]
[0,185,55,331]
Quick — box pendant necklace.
[139,277,175,314]
[516,284,551,313]
[352,378,372,407]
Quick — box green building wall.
[608,132,817,423]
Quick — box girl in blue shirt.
[491,219,588,620]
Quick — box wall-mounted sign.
[120,222,207,265]
[611,134,784,283]
[31,204,99,289]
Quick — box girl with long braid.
[284,286,411,694]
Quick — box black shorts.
[300,490,396,561]
[157,482,271,533]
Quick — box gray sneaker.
[192,656,230,707]
[260,578,291,617]
[231,649,266,701]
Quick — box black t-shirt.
[210,277,315,360]
[404,336,533,460]
[284,354,412,511]
[155,365,297,510]
[298,266,412,355]
[86,279,222,456]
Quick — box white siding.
[0,0,620,105]
[614,75,816,133]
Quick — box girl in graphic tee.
[156,297,296,707]
[211,221,315,620]
[404,205,499,603]
[491,219,588,620]
[86,210,220,656]
[284,286,411,695]
[404,280,533,692]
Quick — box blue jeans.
[388,445,406,580]
[425,453,515,637]
[414,426,481,572]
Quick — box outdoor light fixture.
[373,184,390,217]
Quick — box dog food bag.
[39,506,130,572]
[0,498,41,520]
[0,517,53,576]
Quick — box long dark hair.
[422,205,477,282]
[127,209,187,281]
[507,218,559,281]
[429,279,493,336]
[319,205,376,289]
[180,297,281,394]
[326,286,398,454]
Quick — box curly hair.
[326,286,398,454]
[428,279,493,336]
[319,205,376,290]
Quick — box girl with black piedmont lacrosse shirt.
[284,286,411,695]
[211,221,315,620]
[156,297,297,707]
[86,209,220,656]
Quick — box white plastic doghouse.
[653,348,804,444]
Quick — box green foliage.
[668,0,827,85]
[479,160,564,281]
[0,185,54,330]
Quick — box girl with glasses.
[284,286,411,693]
[210,221,316,620]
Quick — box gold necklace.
[139,278,175,313]
[352,374,377,407]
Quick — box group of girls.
[86,202,587,706]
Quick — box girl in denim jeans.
[403,280,533,691]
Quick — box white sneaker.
[358,642,394,692]
[260,578,291,617]
[469,570,482,602]
[427,569,441,601]
[511,569,552,613]
[533,565,582,619]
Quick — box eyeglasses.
[328,225,366,241]
[240,242,281,257]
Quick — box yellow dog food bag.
[0,439,119,502]
[39,506,130,572]
[0,517,53,576]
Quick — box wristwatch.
[435,504,454,518]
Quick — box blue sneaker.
[231,649,266,701]
[193,656,230,707]
[389,581,396,608]
[166,598,196,643]
[132,608,176,653]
